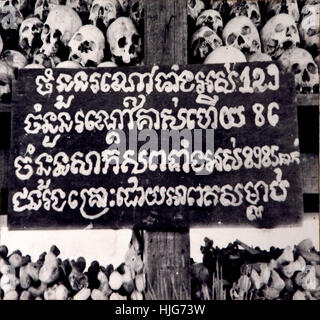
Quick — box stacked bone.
[188,0,319,94]
[192,237,320,300]
[0,0,144,102]
[0,234,145,300]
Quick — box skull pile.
[192,237,320,300]
[0,232,145,300]
[188,0,319,94]
[0,0,144,102]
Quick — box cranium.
[66,0,93,13]
[222,16,261,56]
[229,0,261,28]
[34,0,61,21]
[89,0,121,32]
[33,53,61,67]
[0,0,28,13]
[278,47,319,93]
[106,17,142,65]
[128,0,144,26]
[66,0,93,23]
[19,17,43,61]
[196,9,223,36]
[118,0,129,12]
[191,26,222,62]
[68,24,106,67]
[56,60,83,68]
[40,5,82,58]
[24,63,45,69]
[299,4,320,55]
[1,50,28,69]
[210,0,233,21]
[98,61,117,67]
[266,0,300,24]
[204,46,246,64]
[0,3,24,28]
[187,0,205,20]
[247,52,273,62]
[260,14,300,59]
[0,61,14,102]
[300,1,320,20]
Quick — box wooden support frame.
[143,0,191,300]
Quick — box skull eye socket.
[307,28,317,37]
[227,32,236,45]
[74,33,83,41]
[53,29,62,39]
[290,25,297,34]
[92,4,100,13]
[43,24,50,34]
[291,63,301,74]
[35,22,43,30]
[118,37,126,48]
[132,33,140,45]
[275,23,284,33]
[307,62,317,74]
[21,26,29,33]
[241,25,251,35]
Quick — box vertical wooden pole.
[143,0,191,300]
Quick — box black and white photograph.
[0,0,319,304]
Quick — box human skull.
[40,5,82,58]
[33,53,61,67]
[68,25,105,67]
[191,26,222,61]
[210,0,233,21]
[247,52,273,62]
[300,1,320,20]
[266,0,300,24]
[66,0,93,13]
[299,4,320,54]
[0,0,28,13]
[222,16,261,56]
[19,17,43,60]
[0,3,24,29]
[196,9,223,36]
[106,17,142,65]
[24,63,45,69]
[229,0,261,28]
[1,50,28,69]
[0,61,14,102]
[89,0,121,31]
[98,61,117,67]
[118,0,129,12]
[278,47,319,93]
[204,46,246,64]
[128,0,144,26]
[34,0,61,21]
[187,0,205,20]
[260,14,300,59]
[56,60,83,68]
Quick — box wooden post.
[143,0,191,300]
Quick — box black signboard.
[8,62,303,229]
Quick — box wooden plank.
[144,0,191,300]
[143,231,190,299]
[300,153,319,194]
